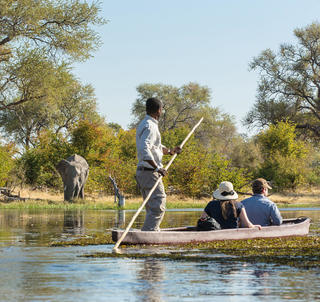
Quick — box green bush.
[165,139,250,197]
[13,120,262,198]
[19,131,72,186]
[0,143,16,186]
[256,122,310,190]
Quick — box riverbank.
[0,187,319,209]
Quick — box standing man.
[241,178,282,226]
[136,97,181,231]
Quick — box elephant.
[55,154,89,201]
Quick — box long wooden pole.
[113,117,203,252]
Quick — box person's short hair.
[252,178,272,194]
[146,97,162,114]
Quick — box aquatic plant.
[79,235,320,269]
[50,233,113,246]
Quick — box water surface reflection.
[0,208,320,246]
[0,208,319,301]
[136,259,165,302]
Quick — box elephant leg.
[79,186,85,199]
[74,184,80,199]
[78,170,87,199]
[64,184,74,202]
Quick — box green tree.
[165,138,250,198]
[70,120,116,164]
[256,122,310,190]
[227,134,262,173]
[131,82,238,155]
[0,142,15,186]
[0,0,106,110]
[245,22,320,141]
[0,64,99,149]
[131,82,211,131]
[106,129,137,194]
[18,130,72,186]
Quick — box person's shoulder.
[137,116,153,131]
[260,196,276,206]
[235,201,244,208]
[261,195,273,202]
[206,199,218,207]
[143,116,157,129]
[241,196,255,204]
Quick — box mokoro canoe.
[112,217,311,245]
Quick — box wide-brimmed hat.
[252,178,272,191]
[213,181,238,200]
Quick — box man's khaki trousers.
[135,169,166,231]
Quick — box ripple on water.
[0,208,319,301]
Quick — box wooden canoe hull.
[111,217,311,245]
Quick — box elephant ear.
[55,159,70,181]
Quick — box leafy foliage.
[4,117,320,197]
[163,130,250,197]
[0,63,99,149]
[18,131,72,186]
[131,82,211,131]
[0,0,105,155]
[0,0,106,110]
[131,82,239,159]
[246,22,320,142]
[0,142,15,186]
[256,122,311,190]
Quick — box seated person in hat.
[198,181,261,230]
[241,178,282,226]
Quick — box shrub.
[256,122,310,190]
[165,139,250,198]
[0,143,16,186]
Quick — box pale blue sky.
[74,0,320,134]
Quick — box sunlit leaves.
[0,0,105,110]
[246,22,320,141]
[256,122,311,189]
[0,142,16,186]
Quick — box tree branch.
[0,94,46,110]
[0,36,11,45]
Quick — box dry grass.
[268,188,320,206]
[0,187,207,209]
[1,186,319,208]
[13,188,205,204]
[237,187,320,207]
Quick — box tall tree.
[131,82,238,154]
[0,0,105,110]
[245,22,320,141]
[131,82,211,131]
[0,68,100,149]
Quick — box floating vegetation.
[50,233,113,246]
[80,235,320,269]
[49,220,320,269]
[310,222,320,235]
[82,251,228,262]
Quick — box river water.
[0,208,319,302]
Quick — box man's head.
[252,178,272,195]
[146,97,163,120]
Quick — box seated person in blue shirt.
[241,178,282,226]
[198,181,261,230]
